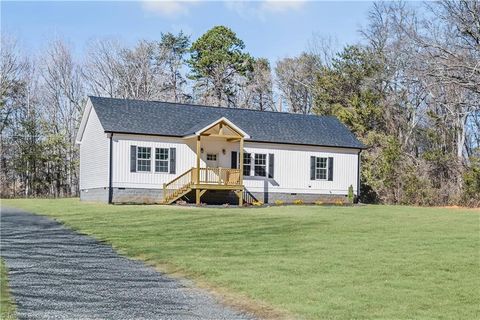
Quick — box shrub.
[274,199,285,206]
[252,200,264,206]
[348,185,354,203]
[334,199,344,206]
[293,199,304,205]
[462,158,480,207]
[314,200,324,205]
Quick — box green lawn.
[2,199,479,319]
[1,259,16,320]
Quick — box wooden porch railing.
[163,168,194,202]
[197,167,241,185]
[163,167,242,203]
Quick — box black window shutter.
[310,156,316,180]
[169,148,176,174]
[328,157,334,181]
[231,151,238,169]
[130,145,137,172]
[268,153,274,179]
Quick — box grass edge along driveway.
[1,259,17,320]
[2,199,479,320]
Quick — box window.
[315,157,328,180]
[206,154,217,161]
[155,148,169,173]
[254,153,267,177]
[243,153,251,176]
[137,147,151,172]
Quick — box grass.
[2,199,479,319]
[1,259,16,320]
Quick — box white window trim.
[314,156,328,181]
[137,146,152,172]
[254,153,267,177]
[154,147,170,174]
[241,152,272,177]
[242,152,252,176]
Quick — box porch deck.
[163,117,247,205]
[163,167,244,204]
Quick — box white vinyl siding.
[112,134,195,188]
[109,134,359,195]
[242,142,358,195]
[79,107,109,189]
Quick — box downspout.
[357,149,362,203]
[108,133,113,204]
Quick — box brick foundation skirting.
[249,192,349,204]
[81,187,349,205]
[112,188,163,204]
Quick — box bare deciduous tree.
[83,38,123,98]
[238,58,274,111]
[156,32,191,103]
[275,53,319,114]
[1,36,28,134]
[40,39,85,196]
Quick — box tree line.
[1,0,479,206]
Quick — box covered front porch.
[162,117,249,205]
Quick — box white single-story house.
[76,96,365,205]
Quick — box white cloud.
[141,1,306,19]
[260,0,306,13]
[225,1,307,20]
[224,1,258,19]
[141,1,198,18]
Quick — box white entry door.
[206,153,219,168]
[205,153,220,183]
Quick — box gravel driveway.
[0,207,253,320]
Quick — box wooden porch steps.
[162,167,245,205]
[162,182,193,204]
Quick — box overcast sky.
[2,1,373,62]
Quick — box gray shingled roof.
[89,96,364,149]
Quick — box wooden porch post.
[196,135,201,205]
[163,183,166,203]
[196,135,201,184]
[238,138,244,206]
[196,189,201,205]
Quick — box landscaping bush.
[461,158,480,207]
[348,185,354,203]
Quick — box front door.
[206,153,219,168]
[205,153,219,183]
